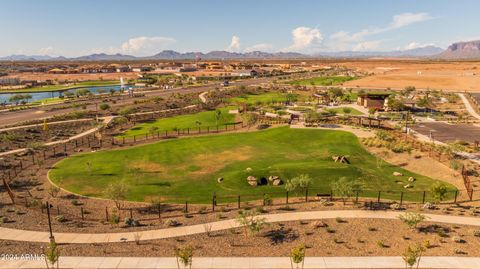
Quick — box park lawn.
[290,76,356,86]
[50,127,456,203]
[327,107,365,116]
[118,106,238,137]
[228,92,303,105]
[0,80,120,93]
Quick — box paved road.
[411,121,480,143]
[1,210,479,244]
[2,256,479,269]
[0,78,271,127]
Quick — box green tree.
[330,177,362,205]
[214,109,223,126]
[430,183,448,203]
[342,107,352,116]
[402,244,425,269]
[236,210,267,237]
[285,174,312,195]
[103,180,130,209]
[290,244,306,269]
[174,245,193,269]
[242,113,257,129]
[43,241,60,269]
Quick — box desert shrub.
[398,212,426,230]
[55,215,67,223]
[99,103,110,110]
[48,185,60,198]
[236,210,267,237]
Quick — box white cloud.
[329,12,432,51]
[244,43,274,52]
[227,35,241,51]
[286,27,322,51]
[390,12,432,29]
[404,42,435,50]
[120,36,176,55]
[38,46,54,55]
[352,40,382,51]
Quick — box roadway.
[0,77,271,127]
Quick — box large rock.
[217,177,223,183]
[268,175,279,182]
[408,177,415,182]
[273,179,283,186]
[247,176,257,186]
[393,172,403,176]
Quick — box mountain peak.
[438,40,480,59]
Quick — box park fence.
[12,185,478,225]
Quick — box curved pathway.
[1,210,479,244]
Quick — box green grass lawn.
[326,107,364,116]
[118,106,238,137]
[0,80,120,93]
[50,127,456,203]
[290,76,356,86]
[228,92,302,105]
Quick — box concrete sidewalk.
[1,210,479,244]
[1,256,479,269]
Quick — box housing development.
[1,1,480,269]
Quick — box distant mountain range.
[2,41,480,61]
[437,40,480,59]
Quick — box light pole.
[46,202,55,243]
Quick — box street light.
[46,202,55,243]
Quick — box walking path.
[1,210,479,244]
[0,117,110,157]
[2,256,480,268]
[458,93,480,120]
[0,118,94,133]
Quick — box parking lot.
[411,122,480,144]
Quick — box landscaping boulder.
[247,176,257,186]
[273,179,283,186]
[268,175,280,182]
[390,203,401,210]
[423,202,436,210]
[245,167,252,172]
[393,172,403,176]
[403,184,412,189]
[408,177,415,182]
[217,177,223,183]
[259,177,268,185]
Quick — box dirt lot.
[336,60,480,92]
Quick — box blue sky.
[1,0,479,57]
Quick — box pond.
[0,84,138,105]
